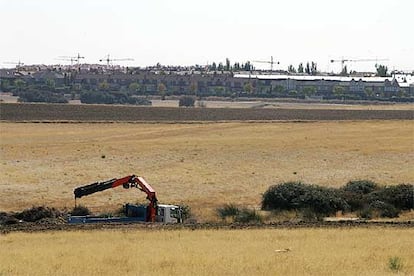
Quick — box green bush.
[388,256,403,272]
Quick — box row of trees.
[287,61,318,75]
[208,58,255,72]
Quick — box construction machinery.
[99,54,134,67]
[252,56,280,72]
[69,175,183,224]
[330,58,388,73]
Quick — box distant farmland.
[1,103,413,122]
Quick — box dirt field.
[0,121,412,220]
[1,103,413,121]
[1,228,413,275]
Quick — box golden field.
[0,228,413,275]
[0,121,413,219]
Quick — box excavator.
[68,175,183,224]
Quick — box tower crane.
[330,58,388,73]
[57,53,85,65]
[4,60,24,71]
[99,54,134,67]
[251,56,280,72]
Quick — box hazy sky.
[1,0,413,72]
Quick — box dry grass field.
[0,120,413,220]
[1,228,413,275]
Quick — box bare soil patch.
[1,103,413,121]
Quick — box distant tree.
[233,62,241,71]
[298,63,304,73]
[190,81,198,95]
[243,61,253,71]
[0,79,10,92]
[128,82,140,94]
[288,90,298,98]
[14,79,26,92]
[243,82,253,94]
[218,62,224,71]
[303,86,316,96]
[211,62,217,71]
[364,87,374,98]
[340,65,348,76]
[375,64,389,77]
[333,85,345,99]
[305,62,311,74]
[311,62,318,75]
[98,80,109,91]
[225,58,231,71]
[158,83,166,95]
[45,78,55,89]
[288,65,296,73]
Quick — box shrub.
[341,180,380,211]
[343,180,379,194]
[180,204,192,222]
[217,204,240,220]
[371,184,413,210]
[262,182,349,217]
[14,206,60,222]
[388,256,403,272]
[359,200,400,218]
[179,96,195,107]
[0,212,19,225]
[71,205,91,216]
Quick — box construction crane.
[251,56,280,72]
[330,58,388,73]
[4,61,24,71]
[57,53,85,66]
[99,54,134,67]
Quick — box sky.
[1,0,413,73]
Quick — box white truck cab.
[156,204,183,223]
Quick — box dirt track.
[1,220,412,234]
[1,103,413,121]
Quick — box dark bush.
[217,204,240,220]
[371,184,413,210]
[0,212,19,225]
[341,180,380,211]
[14,206,60,222]
[262,182,349,216]
[179,96,195,107]
[180,204,192,222]
[343,180,379,194]
[359,200,400,218]
[71,205,91,216]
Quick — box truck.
[68,175,183,224]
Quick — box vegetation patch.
[262,181,413,219]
